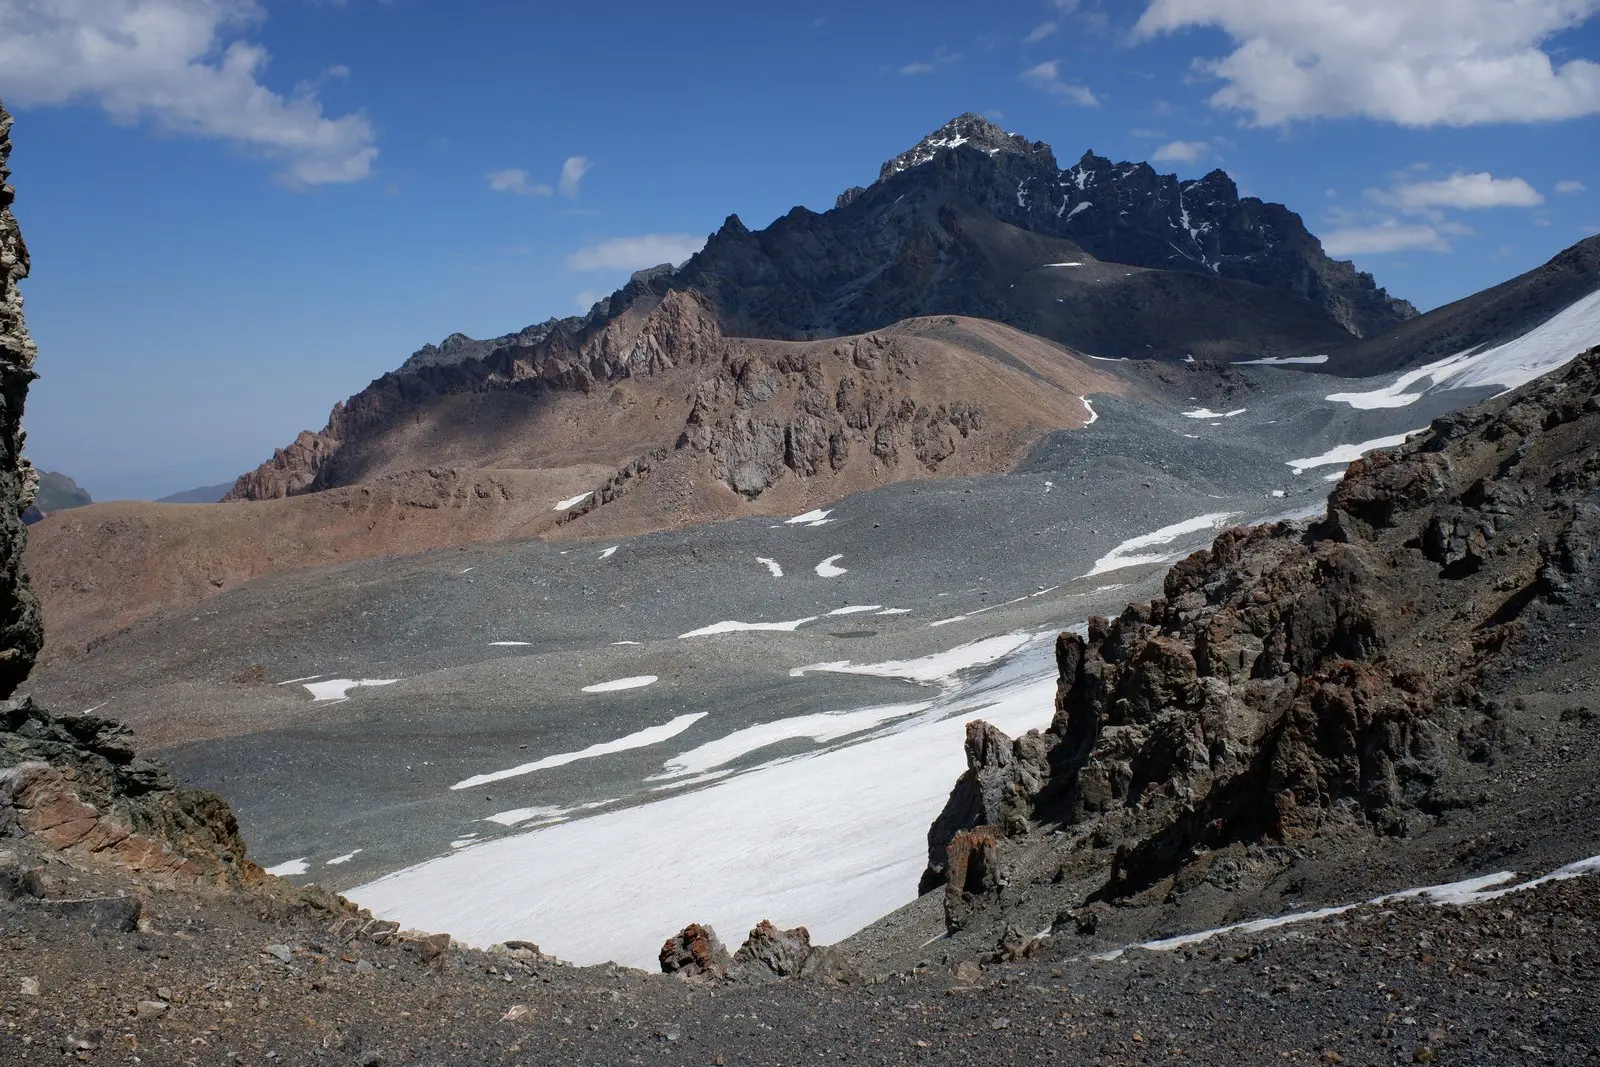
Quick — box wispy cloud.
[489,155,593,198]
[1323,221,1451,256]
[558,155,593,197]
[1024,22,1058,43]
[0,0,377,186]
[1021,60,1098,106]
[1152,139,1209,164]
[898,48,961,76]
[1557,179,1587,195]
[487,169,551,196]
[1135,0,1600,127]
[567,234,706,271]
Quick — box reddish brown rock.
[659,923,731,980]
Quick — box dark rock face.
[923,347,1600,915]
[728,920,813,982]
[0,102,41,698]
[666,114,1412,343]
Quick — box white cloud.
[898,61,935,75]
[487,168,551,196]
[558,155,593,197]
[0,0,377,186]
[567,234,706,272]
[1024,21,1058,43]
[1384,172,1544,211]
[1021,60,1099,106]
[1322,221,1451,256]
[1152,139,1210,164]
[1135,0,1600,126]
[1558,179,1587,194]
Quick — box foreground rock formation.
[0,104,40,698]
[924,345,1600,939]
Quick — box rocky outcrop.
[227,290,726,500]
[727,921,813,982]
[659,923,731,979]
[0,698,257,886]
[0,102,41,698]
[924,346,1600,916]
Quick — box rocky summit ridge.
[865,113,1415,337]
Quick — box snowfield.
[351,635,1058,968]
[1328,288,1600,410]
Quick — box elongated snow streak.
[265,858,309,876]
[786,509,832,524]
[449,713,707,791]
[653,703,932,779]
[1328,287,1600,409]
[598,546,618,559]
[1082,512,1236,578]
[489,641,532,647]
[1239,354,1329,366]
[1080,396,1098,425]
[304,679,398,703]
[827,605,881,616]
[756,557,784,577]
[1092,857,1600,961]
[1182,407,1246,419]
[553,491,592,511]
[789,632,1036,685]
[1045,261,1084,267]
[678,618,818,639]
[581,675,658,693]
[1286,430,1424,475]
[325,850,362,866]
[815,555,848,578]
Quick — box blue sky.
[3,0,1599,500]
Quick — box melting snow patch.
[581,675,658,694]
[598,546,618,560]
[1045,261,1084,267]
[1328,288,1600,409]
[790,632,1038,686]
[611,640,641,646]
[827,605,882,616]
[679,618,818,639]
[654,703,932,780]
[265,858,309,877]
[450,713,707,791]
[877,608,912,616]
[1080,397,1098,425]
[756,557,784,577]
[1083,513,1236,578]
[787,509,832,525]
[277,675,323,686]
[489,641,531,647]
[1287,430,1423,475]
[815,555,848,578]
[325,850,362,867]
[1182,407,1246,419]
[1093,858,1600,962]
[1240,354,1330,366]
[554,492,592,511]
[304,679,398,703]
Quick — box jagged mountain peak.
[878,113,1055,183]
